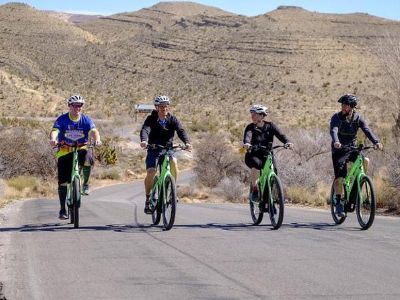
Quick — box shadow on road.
[0,222,275,233]
[285,222,361,231]
[0,221,362,233]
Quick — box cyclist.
[243,104,292,201]
[140,95,192,214]
[330,94,383,217]
[49,95,102,219]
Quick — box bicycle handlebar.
[54,142,96,149]
[248,143,289,152]
[146,144,189,151]
[341,144,375,151]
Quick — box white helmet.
[67,95,85,105]
[250,104,268,116]
[154,95,170,105]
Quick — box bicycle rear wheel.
[269,175,284,230]
[72,177,80,228]
[356,176,376,230]
[151,176,161,225]
[162,175,176,230]
[330,182,346,224]
[249,185,263,225]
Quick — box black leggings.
[57,150,87,184]
[245,152,278,173]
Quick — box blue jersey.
[52,113,96,157]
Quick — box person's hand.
[94,140,102,147]
[285,143,293,150]
[185,143,193,152]
[49,139,58,147]
[374,142,384,151]
[334,142,342,149]
[140,141,148,149]
[243,143,252,150]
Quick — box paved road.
[0,179,400,300]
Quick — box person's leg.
[57,154,72,219]
[332,151,347,217]
[77,150,91,194]
[170,157,178,182]
[144,168,157,196]
[245,153,263,200]
[144,149,159,213]
[363,157,370,174]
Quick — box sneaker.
[144,199,152,214]
[335,202,345,218]
[82,185,90,195]
[59,210,68,220]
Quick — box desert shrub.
[93,167,122,180]
[94,137,118,166]
[276,127,332,188]
[194,133,246,188]
[0,128,56,179]
[218,176,246,202]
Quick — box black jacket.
[243,121,289,148]
[140,110,190,146]
[330,111,379,150]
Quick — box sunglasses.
[70,104,83,108]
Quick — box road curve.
[0,179,400,300]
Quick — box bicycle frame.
[249,145,282,206]
[342,153,365,205]
[256,153,276,206]
[66,144,82,209]
[150,153,171,209]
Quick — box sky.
[1,0,400,21]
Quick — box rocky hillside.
[1,2,399,130]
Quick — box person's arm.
[359,116,379,144]
[49,129,59,147]
[330,114,341,149]
[271,123,289,144]
[89,128,101,145]
[173,117,190,144]
[243,124,252,146]
[140,116,152,148]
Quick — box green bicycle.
[147,144,186,231]
[59,141,93,228]
[330,144,377,230]
[248,143,288,230]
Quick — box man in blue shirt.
[330,94,383,217]
[50,95,101,219]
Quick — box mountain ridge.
[0,1,398,130]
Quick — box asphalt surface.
[0,179,400,300]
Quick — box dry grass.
[285,182,330,207]
[2,177,56,202]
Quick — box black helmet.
[338,94,357,108]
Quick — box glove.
[243,143,251,150]
[284,143,293,150]
[140,141,148,149]
[94,140,102,147]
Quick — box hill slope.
[0,2,398,129]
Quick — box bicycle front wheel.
[162,175,177,230]
[269,175,284,230]
[249,185,263,225]
[151,176,161,225]
[72,177,80,228]
[356,176,376,230]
